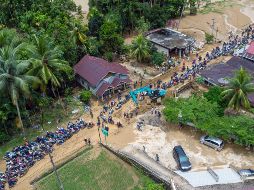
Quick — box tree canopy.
[0,0,86,65]
[163,95,254,146]
[88,0,186,33]
[221,67,254,110]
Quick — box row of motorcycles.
[0,118,90,190]
[166,34,254,89]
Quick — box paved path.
[120,146,253,190]
[121,146,193,190]
[176,167,242,187]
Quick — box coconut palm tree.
[221,67,254,110]
[69,21,88,46]
[130,34,150,63]
[26,35,71,94]
[0,43,39,133]
[0,28,17,48]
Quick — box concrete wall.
[101,143,172,190]
[76,75,89,89]
[76,75,97,96]
[154,44,169,56]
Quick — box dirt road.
[1,0,254,189]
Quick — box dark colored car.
[238,169,254,177]
[173,145,192,171]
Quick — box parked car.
[200,135,224,151]
[173,145,192,171]
[238,169,254,177]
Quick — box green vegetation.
[0,0,212,145]
[151,52,166,66]
[26,35,72,93]
[89,0,186,33]
[199,0,232,14]
[0,0,87,65]
[189,0,198,15]
[0,0,85,143]
[221,67,254,110]
[0,28,72,140]
[80,90,92,104]
[164,68,254,147]
[204,86,227,116]
[135,17,151,34]
[36,149,165,190]
[163,95,254,147]
[0,96,83,157]
[130,35,151,63]
[205,32,214,44]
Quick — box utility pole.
[211,18,215,36]
[207,18,216,42]
[215,27,219,43]
[48,152,64,190]
[177,2,186,31]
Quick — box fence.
[101,143,173,190]
[229,164,246,181]
[207,167,219,182]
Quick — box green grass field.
[35,148,164,190]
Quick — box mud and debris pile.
[138,111,165,127]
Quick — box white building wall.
[76,75,97,96]
[154,44,169,56]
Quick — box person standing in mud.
[90,110,93,118]
[97,117,101,127]
[155,154,159,162]
[158,111,161,118]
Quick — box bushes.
[204,86,227,116]
[104,52,113,62]
[163,95,254,146]
[0,131,11,144]
[145,182,164,190]
[205,33,214,44]
[80,90,92,104]
[151,52,165,66]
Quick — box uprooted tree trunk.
[224,108,240,116]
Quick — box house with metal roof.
[74,55,131,99]
[199,56,254,106]
[146,28,195,57]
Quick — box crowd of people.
[1,23,254,190]
[0,119,89,190]
[165,24,254,89]
[97,97,130,135]
[1,91,132,190]
[131,24,254,93]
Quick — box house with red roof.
[74,55,131,99]
[242,41,254,62]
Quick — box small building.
[146,28,195,57]
[74,55,131,99]
[199,56,254,106]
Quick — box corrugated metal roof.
[247,41,254,55]
[111,78,131,87]
[73,55,129,87]
[199,56,254,105]
[96,78,132,97]
[96,82,112,97]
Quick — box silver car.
[200,135,224,151]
